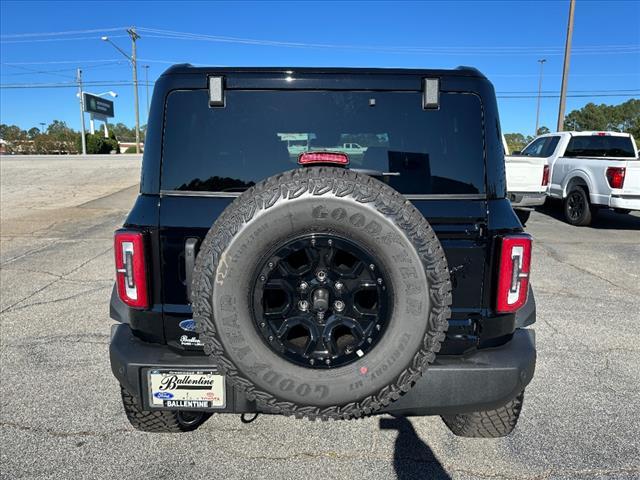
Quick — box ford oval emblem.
[179,319,196,332]
[154,391,174,400]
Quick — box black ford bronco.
[109,65,536,437]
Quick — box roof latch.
[422,78,440,110]
[208,76,225,107]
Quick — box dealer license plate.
[148,370,225,409]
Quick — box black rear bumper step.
[110,324,535,416]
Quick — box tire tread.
[192,167,452,420]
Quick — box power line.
[0,27,126,39]
[138,31,639,56]
[0,61,126,78]
[0,81,637,100]
[2,59,123,65]
[0,35,128,44]
[1,25,638,56]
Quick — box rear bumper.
[508,192,547,208]
[609,195,640,211]
[110,325,536,416]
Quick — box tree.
[0,124,30,153]
[27,127,41,139]
[536,126,550,136]
[564,99,639,142]
[79,132,119,154]
[504,132,533,153]
[46,120,79,154]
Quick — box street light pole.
[102,28,142,154]
[535,59,546,136]
[76,68,87,155]
[127,27,141,154]
[557,0,576,132]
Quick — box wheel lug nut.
[298,300,309,311]
[260,322,266,328]
[260,275,266,282]
[316,270,327,282]
[369,264,375,270]
[335,281,343,291]
[309,359,315,365]
[377,278,383,285]
[269,335,274,341]
[268,261,274,269]
[328,239,333,246]
[299,281,308,291]
[334,300,345,312]
[325,358,331,365]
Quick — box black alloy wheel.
[566,190,585,222]
[563,186,593,226]
[252,234,391,369]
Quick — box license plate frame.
[147,369,226,410]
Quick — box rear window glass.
[161,90,485,195]
[564,135,636,158]
[521,136,560,158]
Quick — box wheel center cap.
[312,288,330,312]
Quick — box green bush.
[124,146,138,153]
[79,133,119,154]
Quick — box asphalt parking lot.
[1,155,639,480]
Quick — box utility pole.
[76,68,87,155]
[557,0,576,132]
[535,59,546,136]
[127,27,141,154]
[144,65,150,118]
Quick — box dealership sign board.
[83,93,114,118]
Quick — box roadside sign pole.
[77,68,87,155]
[557,0,576,132]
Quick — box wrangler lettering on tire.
[192,167,452,420]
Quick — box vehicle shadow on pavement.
[379,417,452,480]
[537,202,640,230]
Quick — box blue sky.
[1,0,639,135]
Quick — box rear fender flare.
[562,170,594,199]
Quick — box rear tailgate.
[622,159,640,195]
[505,155,545,194]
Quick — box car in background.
[503,135,550,225]
[522,131,639,226]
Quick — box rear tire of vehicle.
[441,391,524,438]
[192,167,452,420]
[515,209,531,226]
[563,186,593,226]
[120,386,211,433]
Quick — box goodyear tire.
[192,167,452,420]
[120,387,211,432]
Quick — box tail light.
[496,235,532,313]
[541,165,550,186]
[298,152,349,166]
[606,167,625,189]
[114,230,149,309]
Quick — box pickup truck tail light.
[606,167,625,189]
[114,230,149,309]
[541,165,550,186]
[496,235,532,313]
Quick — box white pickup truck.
[519,131,639,226]
[503,136,550,225]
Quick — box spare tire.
[192,167,451,420]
